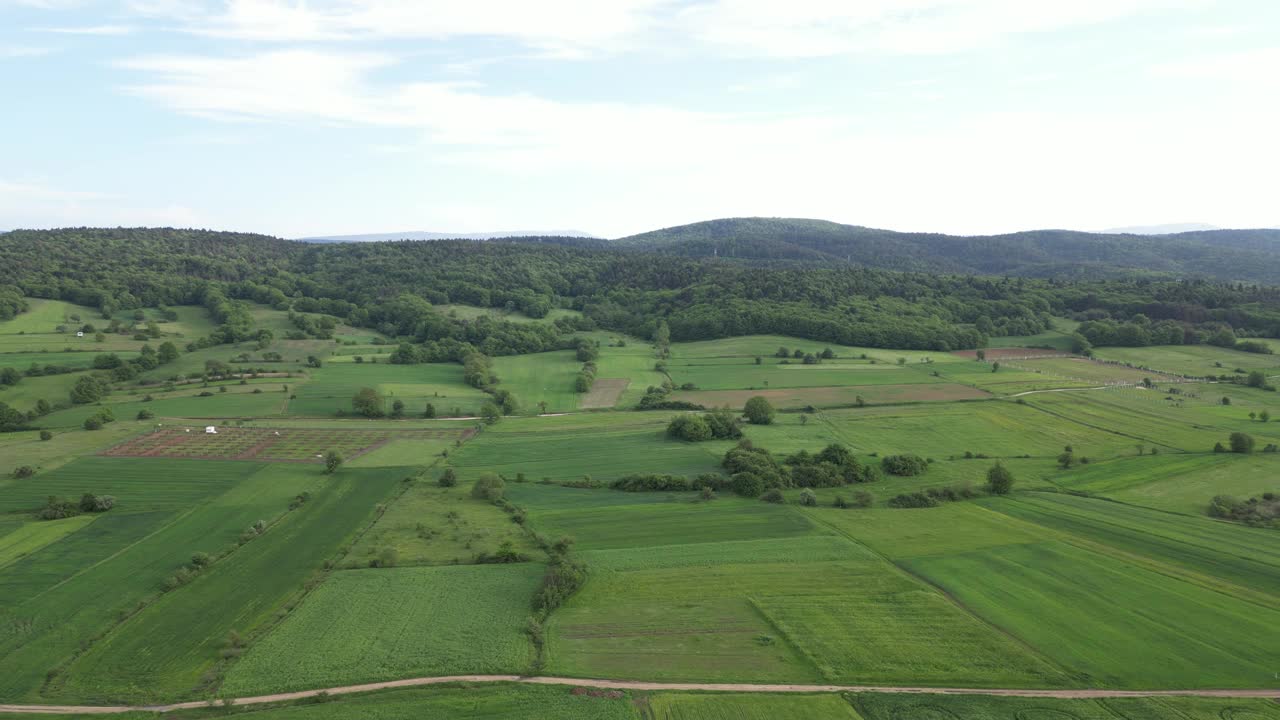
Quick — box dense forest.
[3,227,1280,356]
[616,217,1280,284]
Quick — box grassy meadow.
[2,307,1280,715]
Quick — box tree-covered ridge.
[3,227,1280,353]
[615,217,1280,284]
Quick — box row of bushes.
[38,492,115,520]
[637,385,703,410]
[665,407,743,442]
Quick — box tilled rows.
[102,426,474,463]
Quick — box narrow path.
[2,676,1278,714]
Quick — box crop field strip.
[222,564,546,695]
[100,426,474,463]
[55,465,406,702]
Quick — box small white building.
[76,331,84,337]
[205,426,218,434]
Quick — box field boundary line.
[1016,394,1183,452]
[1004,494,1280,613]
[800,508,1078,686]
[2,676,1279,714]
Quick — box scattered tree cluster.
[1208,492,1278,528]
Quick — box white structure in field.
[205,426,217,434]
[76,331,84,337]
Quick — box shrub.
[83,416,103,431]
[692,473,733,491]
[1229,432,1256,454]
[438,468,458,487]
[533,555,586,615]
[369,547,399,568]
[833,494,849,508]
[611,474,690,492]
[881,454,928,476]
[324,450,344,473]
[986,462,1015,495]
[471,473,506,501]
[137,409,155,420]
[12,465,35,479]
[1208,492,1279,527]
[732,472,764,498]
[39,430,53,441]
[852,490,874,508]
[352,387,384,418]
[39,495,80,520]
[887,492,938,509]
[79,493,115,512]
[798,488,818,506]
[702,406,743,439]
[743,396,776,425]
[475,540,530,564]
[666,414,712,442]
[760,488,785,503]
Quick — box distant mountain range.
[288,217,1280,283]
[611,217,1280,283]
[298,230,597,243]
[1101,223,1222,235]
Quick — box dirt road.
[2,675,1278,714]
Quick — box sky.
[1,0,1278,239]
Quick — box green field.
[58,465,404,702]
[1052,452,1280,514]
[449,413,723,482]
[1094,343,1280,377]
[342,481,542,567]
[853,692,1280,719]
[0,516,96,568]
[550,557,1064,686]
[649,692,864,719]
[289,363,489,417]
[906,539,1280,688]
[4,326,1280,714]
[492,350,581,413]
[223,564,544,694]
[820,401,1136,459]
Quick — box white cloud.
[0,179,204,229]
[38,24,137,34]
[677,0,1211,57]
[116,0,1211,58]
[111,45,1280,237]
[117,49,845,176]
[1153,46,1280,83]
[126,0,665,55]
[0,45,54,57]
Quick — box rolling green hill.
[615,217,1280,283]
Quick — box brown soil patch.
[671,383,990,409]
[580,378,629,409]
[102,426,474,463]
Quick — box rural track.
[2,676,1278,714]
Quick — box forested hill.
[614,218,1280,284]
[5,226,1280,353]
